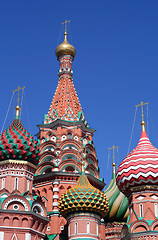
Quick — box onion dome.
[116,120,158,197]
[58,165,109,218]
[104,163,129,223]
[55,32,76,59]
[0,103,39,165]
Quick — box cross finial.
[108,145,119,175]
[61,20,71,33]
[135,101,149,122]
[12,86,25,118]
[135,101,149,131]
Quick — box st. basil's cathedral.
[0,24,158,240]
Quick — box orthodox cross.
[12,86,25,106]
[135,101,149,122]
[62,20,71,33]
[108,145,119,165]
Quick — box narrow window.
[1,178,5,189]
[96,224,99,236]
[155,203,158,217]
[75,223,78,234]
[27,180,30,191]
[87,222,90,234]
[68,132,72,139]
[140,204,143,217]
[68,225,70,237]
[15,177,18,190]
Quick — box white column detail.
[0,232,4,240]
[25,233,31,240]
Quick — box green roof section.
[47,234,57,240]
[104,165,129,223]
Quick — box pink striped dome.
[116,122,158,197]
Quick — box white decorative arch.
[32,203,45,216]
[4,198,28,211]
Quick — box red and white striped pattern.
[116,130,158,196]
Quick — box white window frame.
[1,178,5,189]
[139,203,143,217]
[87,222,90,234]
[15,177,18,190]
[155,203,158,217]
[75,222,78,234]
[27,180,30,191]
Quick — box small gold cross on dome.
[135,101,149,122]
[61,20,71,33]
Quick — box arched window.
[15,177,18,190]
[87,222,90,234]
[1,178,5,189]
[68,132,72,139]
[75,222,78,234]
[139,204,143,217]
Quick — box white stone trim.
[53,195,59,199]
[53,180,59,185]
[53,188,59,192]
[0,226,45,236]
[25,233,31,240]
[53,202,58,206]
[0,232,4,240]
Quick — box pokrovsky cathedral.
[0,22,158,240]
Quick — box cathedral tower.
[34,24,104,237]
[0,88,48,240]
[117,102,158,240]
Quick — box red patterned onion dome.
[0,117,39,165]
[116,121,158,197]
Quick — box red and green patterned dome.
[0,118,39,165]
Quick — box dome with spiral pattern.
[104,164,129,223]
[116,121,158,197]
[58,171,109,218]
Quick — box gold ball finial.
[141,120,146,132]
[55,32,76,59]
[15,105,21,118]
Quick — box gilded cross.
[13,86,25,106]
[108,145,119,164]
[135,101,149,122]
[62,20,71,33]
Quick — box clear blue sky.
[0,1,158,187]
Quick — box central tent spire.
[44,23,87,126]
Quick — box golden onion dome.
[55,32,76,59]
[58,171,109,218]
